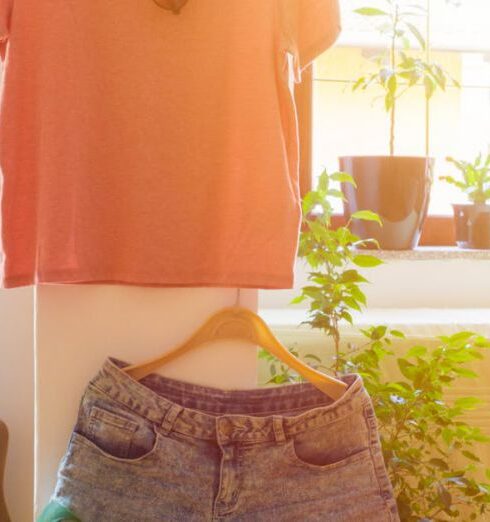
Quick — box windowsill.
[363,246,490,261]
[259,247,490,309]
[260,307,490,336]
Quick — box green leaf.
[289,294,306,305]
[430,458,450,470]
[331,172,357,187]
[354,7,388,16]
[400,35,410,50]
[341,310,354,324]
[442,428,453,445]
[352,255,384,268]
[352,77,366,91]
[406,345,428,358]
[350,210,383,226]
[309,220,328,241]
[397,358,417,380]
[327,189,346,200]
[454,397,482,410]
[340,270,369,284]
[448,331,476,343]
[387,74,397,96]
[258,349,270,360]
[350,286,367,305]
[431,64,447,90]
[384,92,394,112]
[317,170,329,192]
[390,330,406,339]
[304,353,322,363]
[424,76,435,99]
[453,367,478,379]
[405,22,426,49]
[268,374,288,384]
[462,450,481,463]
[355,237,381,250]
[343,296,362,312]
[372,325,387,340]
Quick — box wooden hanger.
[122,289,348,400]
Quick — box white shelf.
[260,307,490,337]
[371,247,490,261]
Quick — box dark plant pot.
[339,156,434,250]
[452,203,490,249]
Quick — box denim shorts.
[41,356,400,521]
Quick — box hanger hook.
[235,288,241,307]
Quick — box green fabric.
[37,501,82,522]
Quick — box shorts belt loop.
[160,403,184,435]
[272,415,286,443]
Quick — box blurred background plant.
[352,0,460,155]
[440,151,490,205]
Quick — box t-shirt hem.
[2,269,295,290]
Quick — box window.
[297,0,490,245]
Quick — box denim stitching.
[363,402,398,521]
[87,380,365,443]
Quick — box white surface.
[0,286,34,522]
[260,307,490,337]
[260,255,490,309]
[34,285,259,519]
[373,247,490,260]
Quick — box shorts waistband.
[87,357,370,443]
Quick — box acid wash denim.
[40,357,400,521]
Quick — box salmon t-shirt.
[0,0,341,290]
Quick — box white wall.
[0,287,34,522]
[34,285,258,519]
[260,254,490,309]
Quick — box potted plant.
[339,1,459,250]
[440,151,490,249]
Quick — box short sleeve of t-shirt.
[281,0,341,83]
[0,0,12,59]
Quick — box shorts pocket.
[283,436,372,472]
[69,429,162,465]
[72,405,161,463]
[87,405,139,458]
[282,414,372,472]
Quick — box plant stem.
[390,4,398,156]
[425,0,431,157]
[333,318,340,375]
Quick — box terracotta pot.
[452,203,490,249]
[339,155,434,250]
